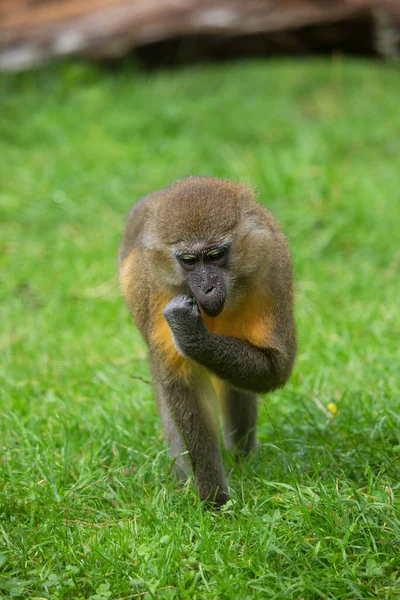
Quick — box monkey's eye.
[179,254,199,266]
[206,248,225,262]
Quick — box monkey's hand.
[163,294,207,357]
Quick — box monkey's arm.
[194,334,285,393]
[164,295,295,394]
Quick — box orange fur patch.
[150,294,193,380]
[128,275,273,381]
[202,289,273,348]
[150,289,273,380]
[119,250,139,300]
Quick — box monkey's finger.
[190,301,201,317]
[164,293,192,311]
[175,293,194,304]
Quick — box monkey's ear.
[242,210,273,237]
[141,229,160,251]
[141,213,168,252]
[243,198,280,235]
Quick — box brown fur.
[119,176,296,506]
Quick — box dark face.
[176,245,229,317]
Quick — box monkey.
[119,176,296,507]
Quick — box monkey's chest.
[151,294,272,379]
[202,305,272,348]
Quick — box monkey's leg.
[220,383,258,455]
[155,380,190,481]
[152,365,229,506]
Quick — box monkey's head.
[145,177,276,317]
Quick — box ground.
[0,58,399,599]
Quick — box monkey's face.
[146,176,271,312]
[175,244,230,317]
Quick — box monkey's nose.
[204,285,216,295]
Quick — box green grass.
[1,58,400,599]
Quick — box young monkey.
[119,176,296,506]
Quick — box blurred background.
[1,0,400,70]
[2,2,400,599]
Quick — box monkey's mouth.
[189,270,227,318]
[198,296,225,318]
